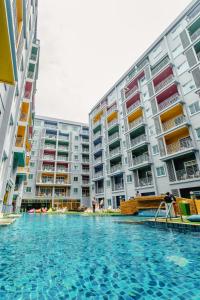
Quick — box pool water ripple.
[0,215,200,299]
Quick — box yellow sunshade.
[0,0,15,84]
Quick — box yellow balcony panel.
[26,137,31,152]
[107,111,118,123]
[165,127,190,144]
[17,125,26,138]
[93,109,104,123]
[0,0,15,84]
[19,102,30,122]
[160,103,183,122]
[16,0,23,31]
[128,108,143,123]
[26,155,30,166]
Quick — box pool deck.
[0,214,21,226]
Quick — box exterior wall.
[0,0,39,213]
[22,116,90,209]
[89,0,200,208]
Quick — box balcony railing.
[166,137,194,155]
[132,153,150,166]
[94,144,102,152]
[82,148,89,153]
[190,27,200,42]
[107,104,117,115]
[108,132,119,142]
[57,156,68,161]
[55,193,67,197]
[82,169,90,173]
[43,155,55,161]
[136,177,153,187]
[42,167,54,172]
[151,56,170,76]
[37,193,52,197]
[93,131,102,140]
[58,146,69,151]
[19,112,28,122]
[108,119,118,129]
[44,144,56,150]
[176,165,200,181]
[55,180,69,184]
[93,120,101,128]
[96,187,104,194]
[162,115,187,132]
[125,85,138,99]
[127,100,141,114]
[112,183,124,191]
[45,134,56,139]
[58,135,69,141]
[158,93,179,112]
[129,117,144,131]
[109,147,121,158]
[130,134,147,147]
[15,137,24,148]
[41,179,54,184]
[110,164,122,173]
[93,157,103,165]
[82,180,90,185]
[94,171,103,178]
[82,138,89,143]
[154,74,174,93]
[82,159,90,163]
[57,168,68,173]
[27,71,34,80]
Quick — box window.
[26,187,32,193]
[172,44,183,58]
[152,144,159,155]
[189,101,200,115]
[127,175,132,182]
[74,188,78,193]
[74,155,78,160]
[156,166,166,177]
[74,177,78,182]
[182,80,195,95]
[195,128,200,139]
[30,162,35,167]
[107,180,110,187]
[177,60,189,75]
[75,136,79,141]
[28,174,33,179]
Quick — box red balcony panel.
[24,82,33,99]
[57,162,69,166]
[153,66,173,86]
[125,71,145,90]
[156,84,178,104]
[126,92,140,109]
[29,126,33,138]
[44,149,56,154]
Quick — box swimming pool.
[0,214,200,299]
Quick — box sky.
[36,0,191,124]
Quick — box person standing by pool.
[92,198,96,213]
[99,199,104,210]
[164,192,176,217]
[136,191,141,197]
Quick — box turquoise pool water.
[0,215,200,299]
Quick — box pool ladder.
[155,201,183,222]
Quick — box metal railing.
[107,104,117,115]
[93,157,103,164]
[154,74,174,93]
[42,167,54,172]
[82,180,90,185]
[96,187,104,194]
[58,135,69,141]
[27,71,34,79]
[112,183,124,191]
[108,118,118,129]
[41,179,54,184]
[58,146,69,151]
[136,177,153,187]
[82,169,90,173]
[57,168,68,173]
[93,131,102,140]
[130,134,147,147]
[166,137,193,155]
[108,132,119,142]
[132,153,150,166]
[158,93,179,112]
[19,113,28,122]
[82,148,89,153]
[110,164,122,173]
[190,27,200,41]
[94,171,104,178]
[55,180,69,184]
[129,117,144,131]
[57,156,68,161]
[43,155,55,161]
[82,159,90,163]
[151,56,170,76]
[44,144,56,149]
[45,134,56,139]
[162,115,187,132]
[109,147,121,158]
[94,144,102,152]
[176,165,200,181]
[15,137,24,148]
[125,85,138,99]
[127,100,141,114]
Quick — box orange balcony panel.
[93,109,104,123]
[160,104,183,122]
[107,111,118,123]
[128,108,143,123]
[165,127,189,143]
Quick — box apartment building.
[22,116,90,210]
[0,0,40,213]
[90,0,200,208]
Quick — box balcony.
[158,93,179,112]
[44,144,56,150]
[55,179,69,185]
[94,171,104,179]
[16,136,24,148]
[82,180,90,185]
[14,135,26,167]
[81,138,89,143]
[58,135,69,141]
[129,117,144,131]
[82,148,89,153]
[93,119,101,129]
[107,104,117,115]
[127,100,141,115]
[130,153,150,168]
[41,179,54,184]
[56,168,69,173]
[162,115,187,133]
[125,85,138,100]
[136,177,153,187]
[57,156,68,162]
[112,183,124,191]
[24,82,33,99]
[130,134,147,148]
[45,134,57,140]
[30,46,38,61]
[94,144,102,152]
[110,163,122,174]
[108,118,118,129]
[58,145,69,151]
[93,131,102,140]
[82,169,90,174]
[108,132,119,143]
[175,165,200,181]
[96,187,104,194]
[93,157,103,165]
[82,159,90,163]
[166,137,194,156]
[154,74,174,94]
[43,155,55,161]
[42,167,54,172]
[109,147,121,158]
[151,56,170,76]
